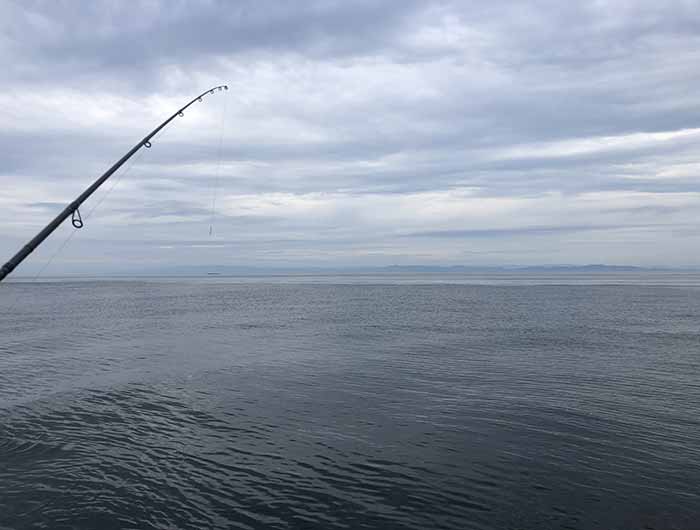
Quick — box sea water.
[1,274,699,529]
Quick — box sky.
[2,0,700,274]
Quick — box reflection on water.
[1,275,699,529]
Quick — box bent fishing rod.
[0,85,228,283]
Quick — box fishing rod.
[0,85,228,283]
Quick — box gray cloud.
[2,1,425,87]
[401,224,654,239]
[2,0,700,274]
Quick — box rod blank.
[0,85,228,283]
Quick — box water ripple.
[1,279,700,528]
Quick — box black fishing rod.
[0,85,228,283]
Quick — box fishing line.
[7,94,216,291]
[208,88,229,237]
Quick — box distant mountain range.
[381,264,662,272]
[127,263,680,276]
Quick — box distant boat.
[206,272,221,276]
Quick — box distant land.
[114,263,686,277]
[17,264,699,279]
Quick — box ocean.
[1,273,699,529]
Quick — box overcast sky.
[2,0,700,274]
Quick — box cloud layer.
[2,0,700,273]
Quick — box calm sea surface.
[1,273,699,529]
